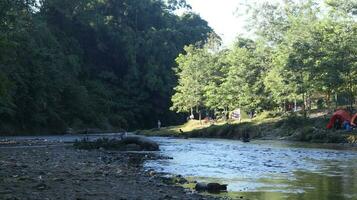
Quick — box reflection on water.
[145,138,357,200]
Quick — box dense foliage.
[0,0,212,134]
[171,0,356,119]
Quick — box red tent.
[326,110,352,129]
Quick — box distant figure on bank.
[158,120,161,129]
[120,131,127,139]
[334,118,341,130]
[343,120,352,131]
[242,131,250,142]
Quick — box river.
[145,137,357,200]
[1,134,356,199]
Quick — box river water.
[1,134,356,199]
[145,137,357,200]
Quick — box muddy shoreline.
[0,140,220,200]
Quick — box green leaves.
[0,0,212,134]
[171,45,208,114]
[171,0,356,119]
[171,37,267,117]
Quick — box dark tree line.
[0,0,212,134]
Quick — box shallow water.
[145,137,357,200]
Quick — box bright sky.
[185,0,249,47]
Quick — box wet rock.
[173,175,188,184]
[18,176,32,181]
[177,177,188,184]
[157,155,173,159]
[195,182,227,193]
[164,194,172,199]
[195,183,207,191]
[207,183,227,192]
[148,170,156,177]
[52,178,64,182]
[34,183,49,190]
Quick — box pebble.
[34,183,48,190]
[52,178,64,182]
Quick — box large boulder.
[121,136,159,151]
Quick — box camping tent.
[326,110,352,129]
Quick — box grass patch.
[140,120,216,136]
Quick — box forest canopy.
[1,0,356,134]
[0,0,212,134]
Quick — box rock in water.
[206,183,227,192]
[195,182,228,193]
[194,182,207,191]
[122,136,159,151]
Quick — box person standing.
[158,120,161,129]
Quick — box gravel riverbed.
[0,140,220,200]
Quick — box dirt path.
[0,142,220,200]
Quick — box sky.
[184,0,249,47]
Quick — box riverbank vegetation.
[160,0,357,144]
[142,111,357,143]
[170,0,356,123]
[0,0,211,135]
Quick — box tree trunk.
[302,92,307,118]
[224,107,227,121]
[326,90,331,111]
[349,73,353,110]
[199,110,202,125]
[306,93,311,113]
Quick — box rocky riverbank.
[0,139,221,200]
